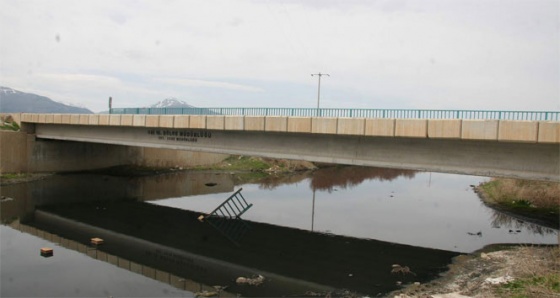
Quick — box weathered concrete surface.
[312,118,337,134]
[365,119,395,137]
[428,120,461,139]
[0,131,29,172]
[395,119,428,138]
[138,147,228,168]
[337,118,365,135]
[33,124,560,180]
[265,116,288,132]
[498,120,538,142]
[538,122,560,143]
[1,129,228,173]
[462,120,499,140]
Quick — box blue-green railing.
[109,107,560,121]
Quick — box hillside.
[0,86,93,114]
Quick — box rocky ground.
[389,244,559,298]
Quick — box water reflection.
[31,201,458,297]
[257,166,417,191]
[490,210,557,236]
[310,166,417,192]
[1,167,558,297]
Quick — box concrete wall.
[0,131,29,172]
[1,130,228,174]
[137,147,228,168]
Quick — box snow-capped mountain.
[0,86,93,114]
[150,98,195,108]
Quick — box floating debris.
[40,247,53,257]
[199,188,253,245]
[484,275,515,285]
[391,264,416,276]
[236,274,265,286]
[91,237,104,245]
[194,290,217,297]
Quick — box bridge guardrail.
[109,107,560,121]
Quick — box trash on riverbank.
[236,274,265,286]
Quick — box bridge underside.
[35,124,559,181]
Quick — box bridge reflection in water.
[23,199,458,297]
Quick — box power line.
[311,72,330,109]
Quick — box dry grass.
[494,246,560,298]
[481,178,560,209]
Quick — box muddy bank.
[389,245,559,298]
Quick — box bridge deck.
[15,113,560,143]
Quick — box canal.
[1,166,557,297]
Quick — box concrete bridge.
[11,112,559,181]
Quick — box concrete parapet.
[21,113,33,122]
[338,118,365,135]
[70,115,80,124]
[265,116,287,132]
[109,115,121,126]
[79,115,89,125]
[190,115,207,129]
[312,117,338,134]
[89,115,99,125]
[498,120,538,143]
[98,115,109,126]
[45,114,54,123]
[53,114,62,124]
[395,119,427,138]
[61,114,71,124]
[225,116,244,130]
[121,115,134,126]
[32,114,40,122]
[207,116,225,130]
[538,122,560,143]
[244,116,265,131]
[461,120,498,140]
[145,115,159,127]
[159,116,174,128]
[37,114,46,123]
[428,119,461,139]
[287,117,312,133]
[364,119,395,136]
[173,115,190,128]
[132,115,146,127]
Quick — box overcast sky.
[1,0,558,112]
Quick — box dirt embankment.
[390,245,559,298]
[390,178,559,298]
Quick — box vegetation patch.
[0,115,20,131]
[1,173,28,180]
[477,178,559,228]
[0,121,20,131]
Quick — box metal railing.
[109,107,560,121]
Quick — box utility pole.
[311,72,329,110]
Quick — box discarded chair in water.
[198,188,252,245]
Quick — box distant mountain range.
[149,98,195,108]
[0,86,196,114]
[0,86,93,114]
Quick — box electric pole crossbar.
[311,72,329,110]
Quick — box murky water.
[1,167,557,297]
